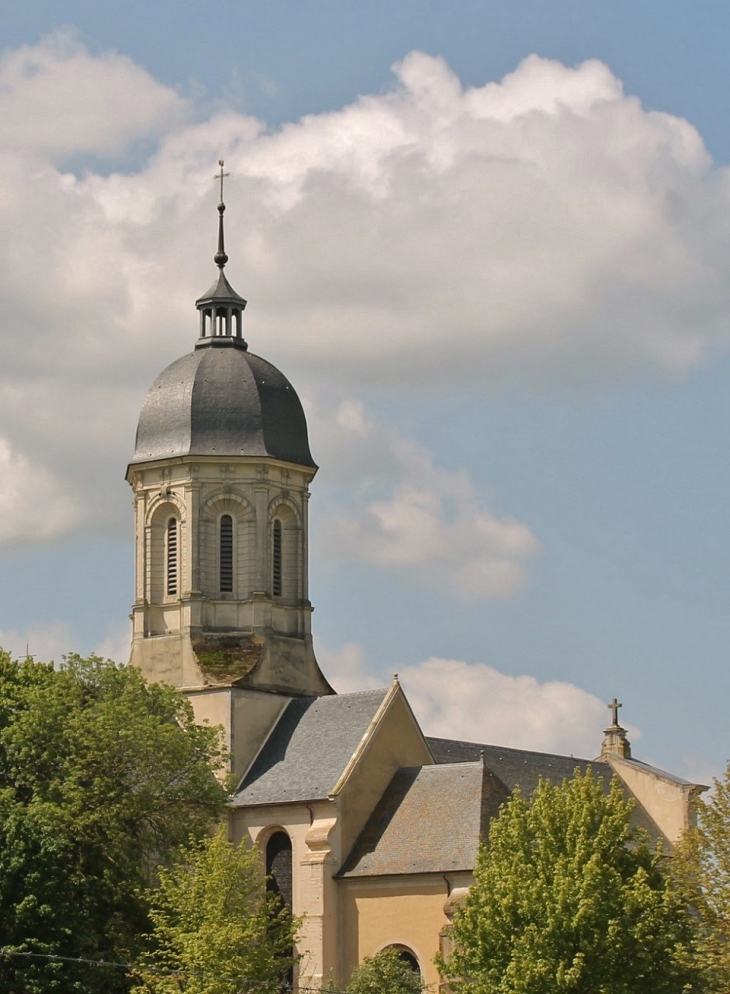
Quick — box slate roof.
[339,737,671,878]
[428,737,667,848]
[131,346,316,468]
[339,761,510,877]
[195,269,247,306]
[427,737,608,797]
[234,689,388,806]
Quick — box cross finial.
[213,159,230,269]
[216,159,229,205]
[608,697,622,726]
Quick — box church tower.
[126,165,332,771]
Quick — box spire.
[600,696,632,759]
[214,160,229,270]
[195,160,247,350]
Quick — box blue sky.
[1,1,729,780]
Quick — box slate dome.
[131,341,316,468]
[131,176,315,470]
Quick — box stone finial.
[600,696,631,759]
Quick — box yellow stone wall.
[335,686,434,860]
[340,876,450,990]
[603,754,704,845]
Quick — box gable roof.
[428,736,667,846]
[340,737,670,879]
[427,737,609,797]
[339,761,510,878]
[234,689,388,806]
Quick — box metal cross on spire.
[608,697,622,726]
[216,159,229,205]
[213,159,230,269]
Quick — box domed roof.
[130,341,316,468]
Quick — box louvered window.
[272,519,282,597]
[166,517,178,596]
[220,514,233,593]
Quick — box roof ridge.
[427,735,593,764]
[324,687,389,700]
[399,760,483,773]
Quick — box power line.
[0,948,347,994]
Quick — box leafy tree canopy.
[674,762,730,991]
[334,946,425,994]
[0,651,228,994]
[131,827,299,994]
[438,769,698,994]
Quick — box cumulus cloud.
[0,30,186,157]
[0,621,76,663]
[311,399,540,600]
[400,656,638,757]
[93,620,132,663]
[0,437,82,548]
[1,35,730,554]
[0,618,130,665]
[314,640,384,694]
[316,642,630,757]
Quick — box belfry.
[126,163,331,776]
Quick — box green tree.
[0,651,228,994]
[674,762,730,991]
[438,770,698,994]
[131,828,299,994]
[332,947,425,994]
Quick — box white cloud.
[0,437,82,548]
[314,640,384,694]
[0,619,128,668]
[1,37,730,556]
[0,621,76,663]
[0,30,186,157]
[311,399,540,600]
[400,656,638,757]
[314,642,633,757]
[94,620,132,664]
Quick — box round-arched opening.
[385,945,421,976]
[265,830,294,985]
[272,519,283,597]
[219,513,234,593]
[265,830,293,912]
[166,516,178,596]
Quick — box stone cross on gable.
[608,697,622,726]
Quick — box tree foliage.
[674,762,730,991]
[335,947,425,994]
[438,770,698,994]
[0,651,228,994]
[131,828,299,994]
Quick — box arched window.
[266,831,293,912]
[219,514,233,593]
[266,830,293,983]
[272,519,282,597]
[384,946,421,976]
[166,517,178,596]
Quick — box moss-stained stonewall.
[192,635,263,684]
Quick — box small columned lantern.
[195,160,248,347]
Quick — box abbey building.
[126,182,706,991]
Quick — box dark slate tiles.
[234,688,388,805]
